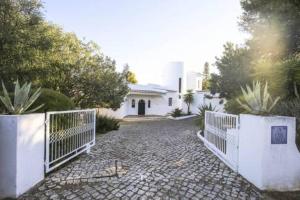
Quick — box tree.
[0,0,44,89]
[239,0,300,100]
[123,64,138,84]
[240,0,300,57]
[183,89,194,114]
[210,42,252,99]
[202,62,210,90]
[72,57,129,109]
[0,0,129,109]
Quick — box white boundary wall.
[0,114,45,198]
[182,92,225,114]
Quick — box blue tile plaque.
[271,126,287,144]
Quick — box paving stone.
[18,118,283,199]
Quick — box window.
[148,100,151,108]
[178,78,182,93]
[168,98,172,106]
[132,99,135,108]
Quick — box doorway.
[138,100,145,115]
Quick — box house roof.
[128,84,176,95]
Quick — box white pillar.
[0,114,45,198]
[238,114,300,191]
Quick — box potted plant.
[0,80,45,198]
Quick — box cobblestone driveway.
[21,118,273,199]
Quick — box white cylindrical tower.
[160,61,184,92]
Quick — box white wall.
[97,92,179,118]
[160,62,184,92]
[186,71,202,91]
[239,114,300,191]
[181,91,225,114]
[0,114,45,198]
[96,103,127,119]
[126,92,178,116]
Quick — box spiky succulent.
[236,81,280,115]
[0,80,44,114]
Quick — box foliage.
[202,62,210,90]
[209,73,221,95]
[219,99,224,104]
[224,98,245,115]
[0,0,44,89]
[204,94,213,99]
[240,0,300,56]
[0,0,129,109]
[252,54,300,99]
[96,115,120,134]
[210,1,300,108]
[123,64,138,84]
[74,59,129,109]
[236,81,280,115]
[0,80,43,114]
[170,108,183,117]
[273,84,300,150]
[197,104,217,134]
[183,90,194,114]
[30,89,75,112]
[210,43,252,99]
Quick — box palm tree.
[184,89,194,115]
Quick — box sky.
[42,0,248,84]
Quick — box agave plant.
[236,81,280,115]
[0,80,44,114]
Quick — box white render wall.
[96,103,127,119]
[238,114,300,191]
[0,114,45,198]
[181,92,225,114]
[126,92,178,116]
[97,92,178,118]
[186,71,202,91]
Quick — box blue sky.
[43,0,247,84]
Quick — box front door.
[138,100,145,115]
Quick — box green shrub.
[273,84,300,151]
[170,108,183,117]
[30,89,75,112]
[274,100,300,151]
[204,94,213,99]
[197,104,217,135]
[96,115,120,134]
[224,98,245,114]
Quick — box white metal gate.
[45,109,96,173]
[204,111,239,171]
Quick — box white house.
[97,62,224,118]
